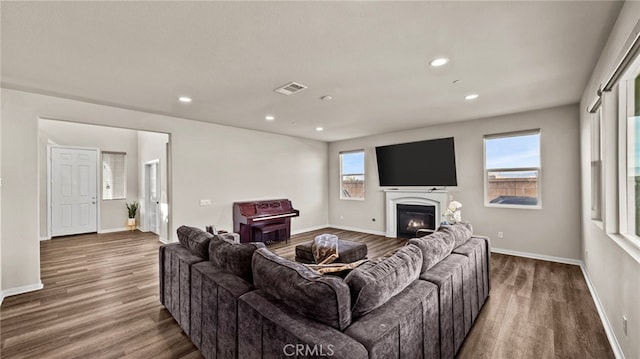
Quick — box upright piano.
[233,199,300,243]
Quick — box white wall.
[137,131,169,242]
[1,89,328,293]
[579,2,640,358]
[329,104,582,260]
[38,120,140,236]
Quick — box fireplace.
[396,204,435,238]
[384,189,447,238]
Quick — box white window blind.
[102,152,126,200]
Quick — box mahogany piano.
[233,199,300,243]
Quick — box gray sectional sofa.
[159,224,490,359]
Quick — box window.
[102,152,126,200]
[591,108,603,221]
[340,150,365,200]
[484,130,541,208]
[620,60,640,238]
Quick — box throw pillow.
[407,231,455,274]
[177,225,215,259]
[344,244,423,318]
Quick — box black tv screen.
[375,137,458,186]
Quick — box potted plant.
[126,201,139,230]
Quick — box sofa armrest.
[159,243,181,306]
[238,291,368,359]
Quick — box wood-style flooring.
[0,229,613,358]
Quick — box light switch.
[200,199,211,206]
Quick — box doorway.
[48,146,99,237]
[145,160,161,235]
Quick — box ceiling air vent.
[274,82,308,95]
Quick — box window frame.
[618,55,640,244]
[339,149,365,200]
[483,129,542,209]
[102,151,127,201]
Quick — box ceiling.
[1,1,623,142]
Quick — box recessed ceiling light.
[315,127,324,132]
[429,57,449,67]
[465,94,479,100]
[265,115,275,121]
[320,95,333,101]
[178,96,192,103]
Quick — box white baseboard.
[40,236,50,241]
[327,224,386,236]
[291,225,330,236]
[2,282,44,299]
[580,264,625,359]
[99,227,135,234]
[490,247,582,266]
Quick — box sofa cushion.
[408,231,455,274]
[177,225,215,259]
[251,248,352,331]
[345,244,423,318]
[209,237,265,283]
[438,222,473,248]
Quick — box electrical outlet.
[497,232,504,239]
[199,199,211,206]
[372,218,376,222]
[623,316,628,336]
[340,215,344,220]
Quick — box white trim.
[327,224,386,236]
[2,282,44,298]
[490,247,582,265]
[291,225,332,236]
[40,236,50,241]
[0,295,3,306]
[98,227,133,234]
[580,264,625,359]
[158,237,171,244]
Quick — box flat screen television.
[375,137,458,187]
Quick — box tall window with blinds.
[102,152,126,200]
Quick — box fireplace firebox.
[396,204,436,238]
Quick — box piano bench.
[295,238,368,264]
[253,223,289,243]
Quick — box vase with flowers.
[442,200,462,225]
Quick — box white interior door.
[51,147,98,236]
[146,161,160,234]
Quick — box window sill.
[340,197,365,201]
[607,232,640,265]
[591,219,604,230]
[484,203,542,210]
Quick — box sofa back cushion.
[177,225,215,259]
[408,231,455,274]
[344,245,423,318]
[438,222,473,248]
[251,248,352,330]
[209,238,265,283]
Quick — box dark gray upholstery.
[295,238,368,264]
[345,245,422,318]
[177,225,215,259]
[160,242,205,335]
[238,291,368,359]
[344,280,440,359]
[252,248,352,330]
[208,238,265,284]
[190,262,253,359]
[455,236,491,306]
[419,253,468,359]
[451,238,483,325]
[408,231,455,274]
[438,223,473,248]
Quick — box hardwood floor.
[0,229,613,358]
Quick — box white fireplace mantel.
[384,189,448,238]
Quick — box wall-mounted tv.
[375,137,458,187]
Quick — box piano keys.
[233,199,300,243]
